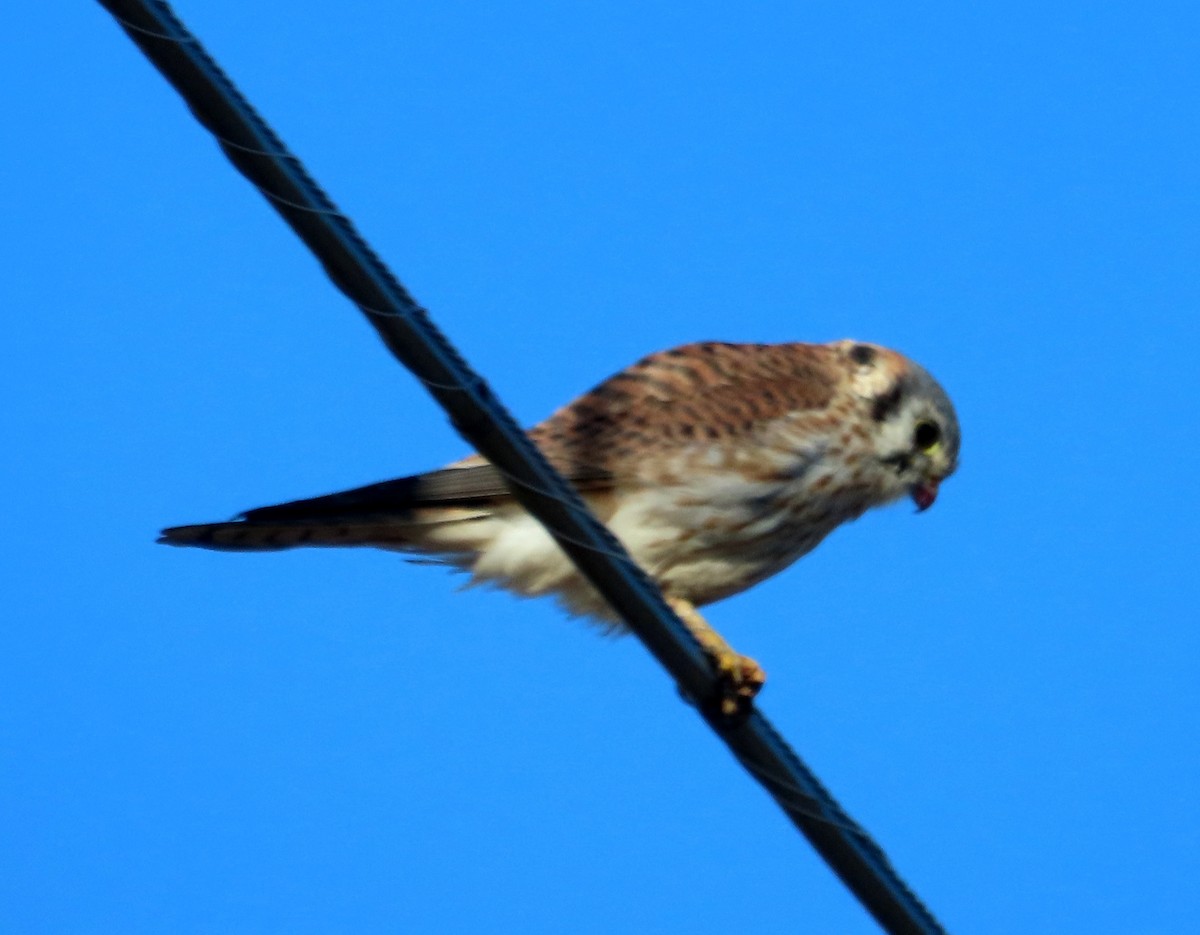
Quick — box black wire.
[95,3,950,932]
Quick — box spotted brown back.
[529,341,842,481]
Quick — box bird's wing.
[239,461,615,523]
[159,342,844,552]
[528,341,842,477]
[159,461,617,552]
[247,341,842,522]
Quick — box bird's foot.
[704,645,767,718]
[666,596,766,719]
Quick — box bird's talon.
[707,648,766,717]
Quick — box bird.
[161,339,959,713]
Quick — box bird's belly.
[604,480,857,607]
[455,474,873,625]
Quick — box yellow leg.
[666,596,766,717]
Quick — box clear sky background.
[3,2,1198,933]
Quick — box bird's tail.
[157,516,479,552]
[159,472,497,554]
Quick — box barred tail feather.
[158,520,431,552]
[158,500,496,554]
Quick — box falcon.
[161,340,960,712]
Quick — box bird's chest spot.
[623,431,883,556]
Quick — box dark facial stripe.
[871,383,904,422]
[849,344,876,366]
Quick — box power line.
[96,3,950,932]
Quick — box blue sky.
[3,2,1198,932]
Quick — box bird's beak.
[911,479,940,512]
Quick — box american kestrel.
[162,340,959,711]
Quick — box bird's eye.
[913,420,941,451]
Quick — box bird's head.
[836,340,960,511]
